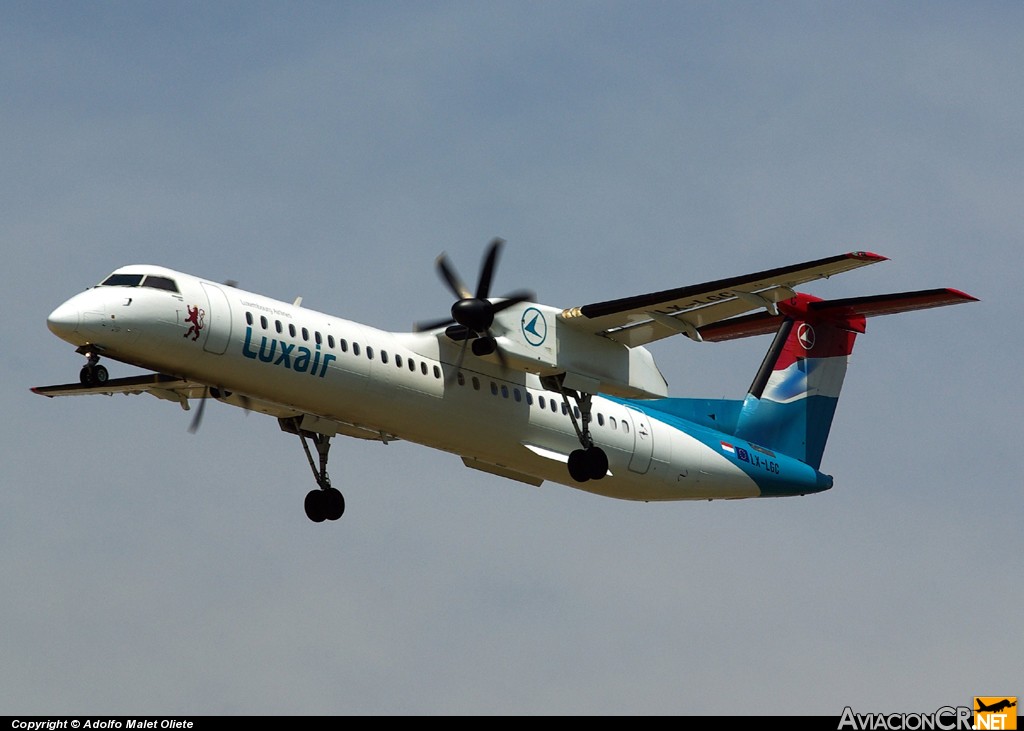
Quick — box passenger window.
[245,312,253,326]
[597,413,605,427]
[422,362,429,376]
[573,406,580,419]
[433,365,441,379]
[550,400,557,413]
[408,358,416,372]
[366,346,374,360]
[457,372,465,386]
[260,315,268,329]
[610,417,617,430]
[472,377,480,391]
[623,421,630,434]
[340,339,348,353]
[353,343,360,356]
[276,320,283,334]
[381,350,388,364]
[289,324,297,337]
[513,388,521,402]
[538,396,546,409]
[526,393,533,406]
[315,331,322,346]
[500,385,509,398]
[302,327,309,341]
[395,354,403,368]
[490,382,498,396]
[328,335,335,348]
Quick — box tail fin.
[733,289,977,468]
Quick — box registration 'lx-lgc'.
[33,240,976,523]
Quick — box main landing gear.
[77,349,109,386]
[546,380,608,484]
[279,417,345,523]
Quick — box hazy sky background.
[3,1,1019,715]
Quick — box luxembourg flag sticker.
[720,441,736,454]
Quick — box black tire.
[587,447,609,480]
[79,366,94,386]
[324,488,345,521]
[304,490,327,523]
[568,449,590,483]
[93,365,109,384]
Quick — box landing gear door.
[625,407,653,474]
[201,282,232,355]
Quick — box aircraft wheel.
[324,488,345,521]
[568,449,591,483]
[304,489,327,523]
[79,366,94,385]
[93,365,109,384]
[587,447,608,480]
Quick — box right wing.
[558,251,887,347]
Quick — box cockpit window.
[142,275,179,292]
[101,274,144,287]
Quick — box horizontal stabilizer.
[697,288,978,342]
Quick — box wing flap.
[559,251,886,346]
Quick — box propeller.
[188,386,250,433]
[414,238,535,376]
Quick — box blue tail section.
[645,288,976,469]
[733,295,860,469]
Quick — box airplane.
[32,239,977,523]
[976,699,1017,714]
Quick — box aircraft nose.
[47,300,80,341]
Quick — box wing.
[32,373,209,401]
[695,288,980,342]
[31,372,294,418]
[32,372,396,442]
[558,251,887,347]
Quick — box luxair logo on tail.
[974,698,1017,730]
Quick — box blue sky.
[3,1,1019,715]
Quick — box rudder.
[734,294,861,469]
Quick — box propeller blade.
[476,238,504,300]
[447,338,470,385]
[414,316,457,333]
[188,389,208,433]
[490,333,511,371]
[436,253,472,300]
[490,289,536,314]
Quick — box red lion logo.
[184,305,205,341]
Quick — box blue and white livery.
[33,240,976,523]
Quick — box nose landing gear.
[78,349,109,386]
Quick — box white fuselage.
[45,265,783,502]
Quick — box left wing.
[32,373,209,402]
[558,251,886,347]
[31,372,293,418]
[32,372,396,442]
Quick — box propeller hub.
[451,298,493,333]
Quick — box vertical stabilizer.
[734,294,861,468]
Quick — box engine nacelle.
[491,302,668,399]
